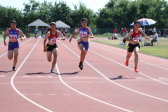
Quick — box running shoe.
[12,66,16,71]
[134,68,139,73]
[125,61,129,66]
[51,70,55,73]
[79,62,83,70]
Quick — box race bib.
[50,38,56,43]
[9,35,17,40]
[133,37,140,42]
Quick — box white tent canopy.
[28,19,49,27]
[55,20,70,28]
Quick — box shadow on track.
[0,70,13,73]
[57,71,80,75]
[109,75,135,80]
[25,72,51,75]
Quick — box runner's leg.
[51,48,58,70]
[13,48,19,67]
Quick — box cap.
[49,22,56,26]
[11,20,16,24]
[134,20,140,25]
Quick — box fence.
[0,28,168,37]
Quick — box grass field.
[92,35,168,59]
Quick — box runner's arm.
[69,29,79,42]
[43,32,49,52]
[4,30,9,46]
[140,30,149,40]
[88,28,94,38]
[125,30,134,42]
[57,31,66,40]
[19,30,26,40]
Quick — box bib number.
[50,39,56,43]
[10,35,17,40]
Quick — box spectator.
[27,27,31,38]
[65,27,69,38]
[41,27,44,38]
[113,28,118,33]
[150,31,158,46]
[120,28,123,37]
[34,27,38,38]
[122,27,127,36]
[74,27,78,38]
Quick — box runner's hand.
[43,49,46,52]
[69,38,72,43]
[4,41,6,46]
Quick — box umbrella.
[130,18,156,26]
[130,18,156,31]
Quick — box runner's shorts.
[77,39,89,50]
[127,43,140,52]
[45,44,57,51]
[8,41,19,50]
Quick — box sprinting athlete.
[125,20,149,73]
[4,20,26,71]
[43,22,65,73]
[69,18,94,70]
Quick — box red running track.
[0,37,168,112]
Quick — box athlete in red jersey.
[43,22,65,73]
[125,20,149,73]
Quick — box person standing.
[69,18,94,70]
[43,22,65,73]
[4,20,26,71]
[125,20,149,73]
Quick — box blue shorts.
[8,41,19,50]
[77,39,89,50]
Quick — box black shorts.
[127,43,140,52]
[46,44,57,51]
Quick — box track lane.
[58,39,168,112]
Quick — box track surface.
[0,38,168,112]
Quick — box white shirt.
[153,33,158,41]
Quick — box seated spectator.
[150,31,158,46]
[113,33,118,39]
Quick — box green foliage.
[0,0,168,29]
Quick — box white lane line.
[0,45,4,47]
[34,94,42,96]
[90,44,168,71]
[90,41,168,62]
[59,40,168,103]
[56,64,132,112]
[89,50,168,86]
[10,38,53,112]
[63,94,71,95]
[0,75,6,77]
[48,76,52,78]
[71,41,168,86]
[0,38,32,58]
[36,76,42,77]
[49,94,56,96]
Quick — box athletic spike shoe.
[12,66,16,71]
[125,61,129,66]
[134,68,139,73]
[51,70,55,73]
[79,62,83,70]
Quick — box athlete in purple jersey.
[69,18,94,70]
[4,20,26,71]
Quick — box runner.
[69,18,94,70]
[4,20,26,71]
[43,22,65,73]
[125,20,149,73]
